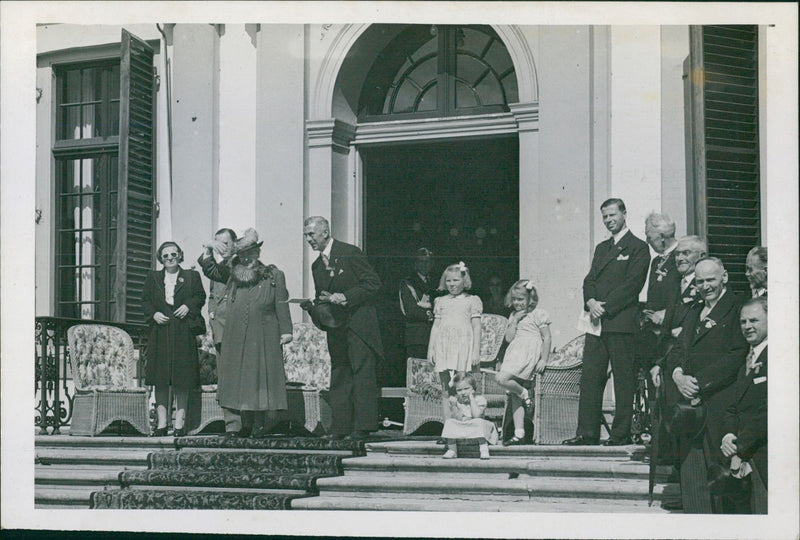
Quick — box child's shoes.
[442,448,457,459]
[479,444,490,460]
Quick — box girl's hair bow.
[525,280,534,291]
[457,261,467,272]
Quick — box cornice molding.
[509,102,540,133]
[306,118,356,154]
[353,113,519,146]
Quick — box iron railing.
[34,316,148,434]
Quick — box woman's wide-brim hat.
[309,301,349,331]
[234,228,264,255]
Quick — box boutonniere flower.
[752,362,763,374]
[178,276,185,283]
[655,268,668,281]
[338,268,344,275]
[703,318,716,329]
[688,286,697,296]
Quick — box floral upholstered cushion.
[545,334,585,369]
[406,357,443,400]
[283,323,331,390]
[67,324,135,391]
[197,332,218,386]
[480,314,508,363]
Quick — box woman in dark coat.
[142,241,206,436]
[208,228,293,438]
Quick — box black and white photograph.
[1,1,797,538]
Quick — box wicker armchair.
[532,334,585,444]
[67,324,151,436]
[477,314,509,423]
[282,323,332,434]
[403,314,508,435]
[188,332,224,435]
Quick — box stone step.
[35,434,175,450]
[365,440,647,460]
[315,474,670,501]
[291,495,673,513]
[35,486,96,508]
[146,450,342,474]
[119,469,330,491]
[35,466,142,486]
[342,455,669,480]
[35,448,150,467]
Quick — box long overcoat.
[142,268,207,389]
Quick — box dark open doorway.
[362,136,519,390]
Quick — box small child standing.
[427,262,483,396]
[441,372,498,459]
[495,280,551,445]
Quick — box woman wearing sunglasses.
[142,241,207,437]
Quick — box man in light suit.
[664,257,749,513]
[564,198,650,446]
[303,216,383,440]
[719,296,768,514]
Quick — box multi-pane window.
[52,30,156,324]
[359,25,518,121]
[54,62,121,320]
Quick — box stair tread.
[36,468,125,482]
[366,441,647,458]
[35,434,175,449]
[316,474,672,498]
[343,455,662,476]
[291,495,674,513]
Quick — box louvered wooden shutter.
[686,25,760,294]
[115,29,156,323]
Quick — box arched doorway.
[306,24,540,394]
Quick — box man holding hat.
[302,216,383,440]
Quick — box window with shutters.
[53,30,155,324]
[684,25,761,295]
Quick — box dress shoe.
[503,435,526,447]
[602,437,632,446]
[250,426,268,439]
[152,427,169,437]
[172,427,186,438]
[345,430,370,441]
[236,426,252,438]
[562,435,599,446]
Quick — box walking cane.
[648,376,663,506]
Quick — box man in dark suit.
[638,212,680,384]
[302,216,383,440]
[399,247,435,360]
[563,198,650,446]
[745,246,767,298]
[720,296,768,514]
[664,257,749,513]
[651,235,707,388]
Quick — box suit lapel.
[692,290,735,344]
[737,347,767,402]
[594,237,619,274]
[173,267,186,298]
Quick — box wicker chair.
[403,314,508,435]
[282,323,332,434]
[67,324,151,436]
[188,332,224,435]
[532,334,585,444]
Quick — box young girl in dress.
[495,280,551,445]
[427,262,483,398]
[441,372,499,459]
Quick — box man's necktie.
[745,348,756,375]
[681,277,690,293]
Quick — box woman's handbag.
[188,313,207,336]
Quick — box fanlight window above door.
[359,25,518,121]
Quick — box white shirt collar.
[417,272,428,283]
[612,227,629,244]
[751,339,768,361]
[321,238,334,260]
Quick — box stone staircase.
[291,440,680,512]
[35,435,174,508]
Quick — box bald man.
[664,257,748,513]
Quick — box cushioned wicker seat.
[187,333,225,435]
[282,323,332,434]
[403,314,508,435]
[67,324,151,436]
[532,334,585,444]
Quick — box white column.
[256,24,306,316]
[218,24,257,233]
[609,26,663,237]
